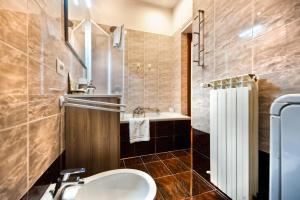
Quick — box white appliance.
[270,94,300,200]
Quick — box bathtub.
[120,112,191,158]
[120,112,190,123]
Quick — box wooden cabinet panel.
[65,98,120,177]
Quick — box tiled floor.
[120,149,230,200]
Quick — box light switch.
[56,58,65,76]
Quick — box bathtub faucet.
[133,106,160,118]
[133,106,145,117]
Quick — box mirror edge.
[63,0,87,69]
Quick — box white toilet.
[270,94,300,200]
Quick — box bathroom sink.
[61,169,157,200]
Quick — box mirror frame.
[63,0,87,69]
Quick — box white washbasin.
[60,169,157,200]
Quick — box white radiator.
[209,75,258,200]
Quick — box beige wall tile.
[0,0,84,198]
[29,115,61,187]
[0,94,27,129]
[0,1,27,53]
[0,42,27,129]
[0,42,27,95]
[124,29,182,113]
[0,125,27,200]
[254,0,300,37]
[192,0,300,153]
[28,58,65,121]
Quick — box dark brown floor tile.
[172,150,189,157]
[178,154,192,168]
[163,158,190,174]
[123,157,143,167]
[155,190,164,200]
[142,154,160,163]
[157,152,175,160]
[193,151,210,181]
[175,171,213,196]
[190,191,228,200]
[145,161,172,178]
[156,175,188,200]
[127,164,149,173]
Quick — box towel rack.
[59,96,125,113]
[64,97,126,107]
[193,10,205,67]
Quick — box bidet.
[48,169,157,200]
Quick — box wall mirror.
[64,0,88,69]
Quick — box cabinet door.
[281,105,300,199]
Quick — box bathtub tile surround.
[192,0,300,153]
[124,28,189,114]
[120,120,191,158]
[121,149,229,200]
[0,0,84,199]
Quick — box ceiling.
[136,0,180,9]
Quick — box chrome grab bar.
[64,97,126,108]
[64,103,124,113]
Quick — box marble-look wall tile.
[215,0,252,49]
[0,0,84,199]
[29,115,61,187]
[285,19,300,70]
[0,125,27,200]
[28,0,63,69]
[0,94,27,130]
[172,30,182,113]
[0,42,27,95]
[0,42,27,129]
[124,29,179,113]
[192,0,300,152]
[144,33,159,109]
[254,0,300,38]
[28,58,65,121]
[0,1,27,53]
[253,26,287,74]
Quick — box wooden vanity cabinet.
[65,97,120,177]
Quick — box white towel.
[113,25,123,48]
[129,118,150,144]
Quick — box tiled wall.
[192,0,300,153]
[124,29,186,113]
[124,28,191,114]
[0,0,85,199]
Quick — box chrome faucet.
[133,106,145,117]
[86,81,96,94]
[60,168,86,181]
[51,168,86,198]
[132,106,160,118]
